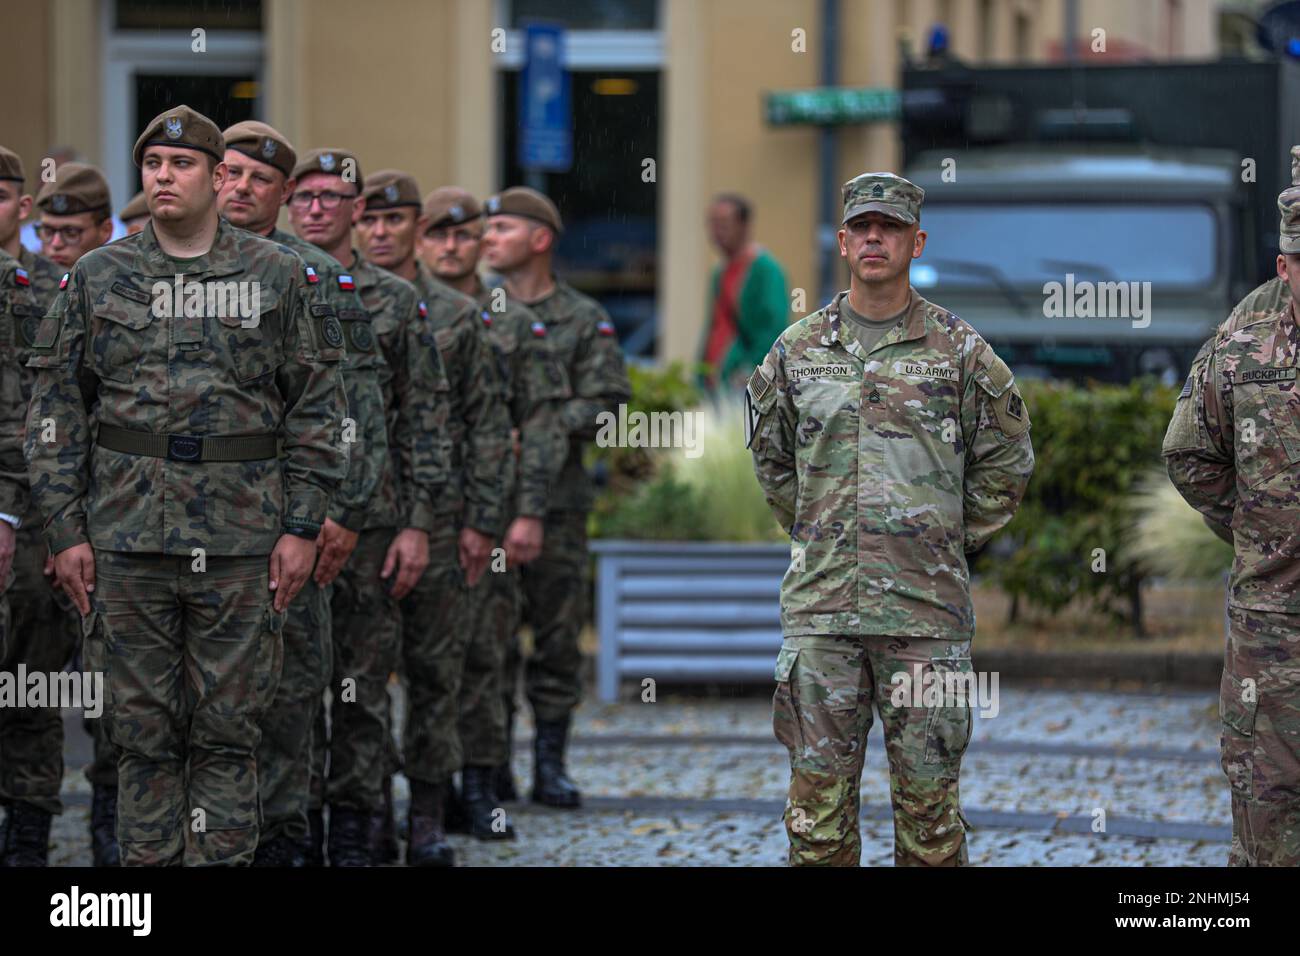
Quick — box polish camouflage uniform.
[749,173,1034,867]
[23,106,350,866]
[1163,182,1300,867]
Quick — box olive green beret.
[133,104,224,167]
[222,120,297,179]
[291,148,362,191]
[483,186,562,233]
[422,186,482,227]
[36,162,111,216]
[362,169,421,210]
[0,145,24,184]
[120,191,149,222]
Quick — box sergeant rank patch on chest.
[788,363,854,381]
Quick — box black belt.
[97,424,277,463]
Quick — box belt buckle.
[167,435,202,462]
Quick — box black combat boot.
[90,784,121,867]
[531,715,582,809]
[253,835,306,867]
[304,808,325,867]
[443,776,471,835]
[371,775,399,864]
[405,780,455,867]
[0,802,53,866]
[493,712,518,802]
[462,765,516,840]
[326,806,372,867]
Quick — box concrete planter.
[591,540,788,702]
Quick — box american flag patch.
[337,274,354,290]
[14,268,29,287]
[531,321,546,337]
[59,273,70,290]
[305,266,319,284]
[418,301,428,319]
[597,319,615,336]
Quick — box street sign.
[765,87,901,126]
[520,22,573,172]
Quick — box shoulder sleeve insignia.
[337,274,354,291]
[596,319,616,337]
[59,272,70,290]
[531,320,547,338]
[305,266,319,284]
[418,300,429,319]
[14,268,29,287]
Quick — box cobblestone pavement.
[43,683,1229,866]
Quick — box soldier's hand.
[53,542,96,616]
[0,522,15,591]
[503,517,543,567]
[458,527,494,588]
[314,518,360,588]
[269,534,317,612]
[381,528,429,600]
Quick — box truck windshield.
[910,203,1218,291]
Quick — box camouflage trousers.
[1222,605,1300,866]
[506,510,588,723]
[773,635,974,867]
[460,561,521,766]
[0,522,81,815]
[92,550,283,867]
[399,525,474,784]
[256,576,332,844]
[324,528,402,811]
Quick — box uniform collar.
[133,217,243,280]
[820,287,928,359]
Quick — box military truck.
[900,59,1300,383]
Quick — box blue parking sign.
[520,22,572,172]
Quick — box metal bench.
[592,540,789,701]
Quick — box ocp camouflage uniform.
[751,278,1034,866]
[254,227,389,850]
[321,250,449,827]
[400,261,509,788]
[461,282,569,769]
[1163,187,1300,865]
[23,207,349,865]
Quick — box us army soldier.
[481,187,631,808]
[1163,182,1300,867]
[417,186,569,836]
[23,105,348,867]
[217,121,389,866]
[749,172,1034,867]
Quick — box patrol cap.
[483,186,562,233]
[132,104,224,167]
[1291,144,1300,186]
[362,170,422,210]
[0,146,24,184]
[120,191,149,222]
[841,171,925,225]
[222,120,297,179]
[422,186,481,228]
[1280,184,1300,254]
[291,148,363,192]
[36,162,111,217]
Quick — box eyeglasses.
[288,190,355,211]
[37,224,88,243]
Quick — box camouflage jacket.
[23,218,349,556]
[348,251,450,533]
[412,262,509,534]
[517,279,631,513]
[749,289,1034,639]
[1163,297,1300,612]
[472,280,570,520]
[18,246,62,314]
[0,249,40,518]
[270,228,388,531]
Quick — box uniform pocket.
[772,646,802,754]
[923,656,975,770]
[91,304,155,383]
[215,292,282,384]
[1219,669,1257,798]
[1232,381,1300,487]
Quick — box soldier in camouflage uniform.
[217,122,389,867]
[287,148,451,866]
[481,187,632,807]
[749,173,1034,867]
[1163,181,1300,866]
[120,192,150,236]
[417,186,570,837]
[356,171,511,864]
[22,106,350,866]
[35,163,115,271]
[0,147,113,866]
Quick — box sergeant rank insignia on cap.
[305,266,319,284]
[14,268,29,287]
[531,320,546,337]
[597,319,615,336]
[59,273,70,290]
[337,273,354,290]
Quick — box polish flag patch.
[531,321,546,337]
[337,274,354,290]
[305,266,319,284]
[479,310,492,328]
[597,319,615,336]
[418,301,428,319]
[14,268,29,287]
[59,273,70,290]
